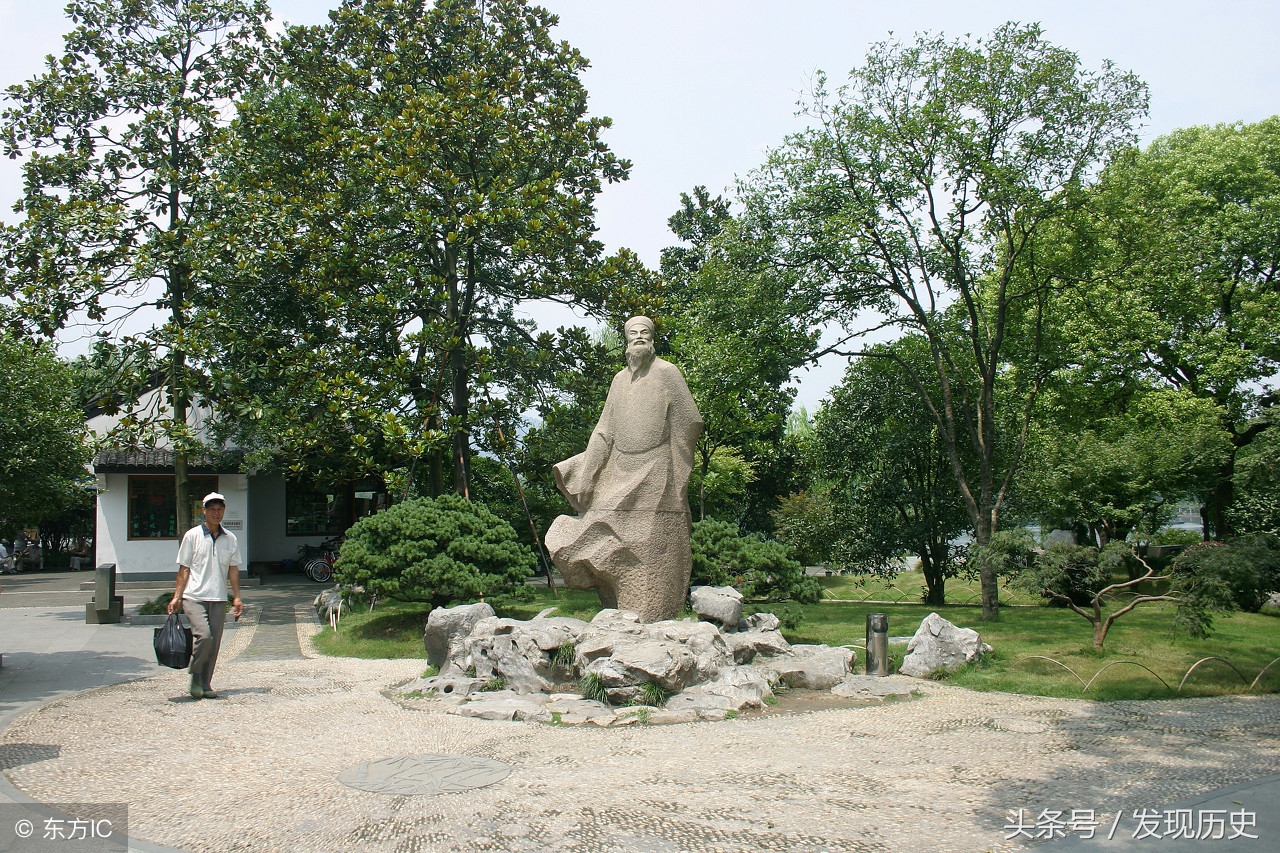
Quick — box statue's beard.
[625,340,655,373]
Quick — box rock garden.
[387,585,994,725]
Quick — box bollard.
[85,563,124,624]
[865,613,889,677]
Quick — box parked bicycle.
[299,536,342,583]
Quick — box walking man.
[168,492,243,699]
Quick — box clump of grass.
[620,707,652,724]
[578,671,609,704]
[481,676,506,692]
[137,591,173,616]
[420,665,438,679]
[634,681,670,708]
[725,709,739,720]
[541,711,564,727]
[552,642,576,671]
[762,695,779,706]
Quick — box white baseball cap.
[202,492,227,506]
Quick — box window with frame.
[285,481,349,536]
[128,476,218,540]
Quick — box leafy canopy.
[736,22,1147,619]
[197,0,629,495]
[0,337,93,538]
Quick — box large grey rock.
[543,695,617,725]
[573,609,647,664]
[690,585,744,629]
[759,644,856,690]
[725,629,792,664]
[398,674,488,699]
[446,690,553,723]
[738,612,780,633]
[899,612,991,678]
[666,665,776,712]
[831,675,919,700]
[545,316,703,623]
[458,611,592,694]
[574,610,725,700]
[466,632,554,694]
[647,618,733,680]
[1267,591,1280,609]
[582,637,699,704]
[423,602,495,668]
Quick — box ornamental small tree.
[1015,542,1174,650]
[334,495,534,607]
[1015,537,1278,650]
[690,519,822,604]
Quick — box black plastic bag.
[154,612,193,669]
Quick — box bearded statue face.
[624,317,656,373]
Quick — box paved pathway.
[236,581,313,661]
[1,572,1277,852]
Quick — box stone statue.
[545,316,703,622]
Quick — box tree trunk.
[427,451,445,499]
[174,444,191,535]
[920,542,947,606]
[976,512,999,621]
[1092,618,1107,651]
[451,343,470,498]
[1208,456,1236,539]
[446,253,471,498]
[166,113,192,536]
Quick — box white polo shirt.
[175,523,241,602]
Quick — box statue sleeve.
[668,368,703,486]
[553,379,617,513]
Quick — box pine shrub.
[334,494,534,606]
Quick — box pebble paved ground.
[2,595,1278,853]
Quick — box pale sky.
[2,1,1278,408]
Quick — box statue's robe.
[546,357,703,621]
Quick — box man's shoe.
[189,677,204,700]
[201,687,218,699]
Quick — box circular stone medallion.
[338,754,511,795]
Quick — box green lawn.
[816,571,1044,606]
[308,589,604,659]
[309,585,1280,701]
[789,599,1280,700]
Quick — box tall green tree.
[814,339,972,605]
[1059,117,1280,537]
[1,0,272,534]
[660,187,816,524]
[198,0,629,497]
[1022,381,1231,548]
[738,23,1147,618]
[1229,411,1280,535]
[0,337,92,538]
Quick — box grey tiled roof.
[92,448,243,472]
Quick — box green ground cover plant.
[312,583,1279,700]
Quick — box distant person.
[168,493,243,699]
[68,537,92,571]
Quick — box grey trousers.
[184,599,227,689]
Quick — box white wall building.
[87,389,385,581]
